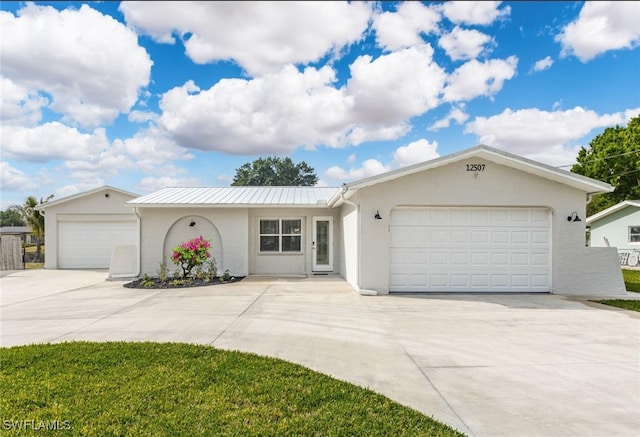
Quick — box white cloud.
[159,66,355,154]
[392,139,440,168]
[119,1,372,76]
[348,45,447,123]
[0,162,38,192]
[373,2,441,51]
[347,154,356,164]
[441,1,511,26]
[137,176,201,193]
[464,106,639,166]
[1,122,108,163]
[531,56,554,73]
[443,56,518,102]
[0,3,152,128]
[325,159,389,182]
[556,1,640,62]
[429,106,470,130]
[0,76,49,126]
[438,27,494,61]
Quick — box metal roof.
[127,186,340,207]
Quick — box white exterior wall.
[43,189,136,269]
[136,207,248,277]
[349,158,621,295]
[339,204,359,290]
[248,207,340,275]
[590,208,640,250]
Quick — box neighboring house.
[38,186,139,270]
[586,200,640,266]
[123,145,624,296]
[0,226,36,245]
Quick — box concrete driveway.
[1,269,639,437]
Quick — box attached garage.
[58,221,137,269]
[39,186,139,270]
[389,207,550,292]
[329,145,625,296]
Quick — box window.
[629,226,640,243]
[259,218,301,252]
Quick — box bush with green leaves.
[171,236,212,279]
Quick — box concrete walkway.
[1,269,639,437]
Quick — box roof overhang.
[328,145,613,207]
[586,200,640,224]
[36,185,139,210]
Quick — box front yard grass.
[0,342,465,437]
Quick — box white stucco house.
[41,145,626,296]
[39,186,139,270]
[586,200,640,266]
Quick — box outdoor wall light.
[374,210,382,221]
[189,220,196,227]
[567,212,581,222]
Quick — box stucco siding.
[43,189,136,269]
[349,158,592,294]
[590,208,640,250]
[248,207,340,275]
[136,208,248,277]
[339,204,359,290]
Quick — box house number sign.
[466,164,485,172]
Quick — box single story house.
[0,226,36,245]
[38,186,139,270]
[586,200,640,266]
[121,145,623,296]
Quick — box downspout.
[339,185,376,296]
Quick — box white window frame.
[258,218,302,253]
[629,226,640,243]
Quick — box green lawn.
[591,269,640,312]
[0,342,465,437]
[622,269,640,293]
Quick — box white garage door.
[389,207,550,292]
[58,221,137,269]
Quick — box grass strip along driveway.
[592,269,640,312]
[1,342,464,437]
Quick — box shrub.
[171,236,212,279]
[157,260,169,283]
[222,269,231,282]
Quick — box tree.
[231,157,318,186]
[0,209,26,226]
[571,115,640,216]
[10,194,54,262]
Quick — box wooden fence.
[0,235,24,270]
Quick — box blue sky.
[1,1,639,209]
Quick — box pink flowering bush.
[171,236,212,279]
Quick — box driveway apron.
[1,270,639,437]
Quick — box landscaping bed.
[124,275,244,289]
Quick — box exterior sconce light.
[374,210,382,221]
[567,212,581,222]
[189,220,196,227]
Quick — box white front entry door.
[312,216,333,272]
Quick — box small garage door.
[389,207,550,292]
[58,221,137,269]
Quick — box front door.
[312,216,333,272]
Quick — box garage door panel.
[59,221,136,269]
[389,207,550,293]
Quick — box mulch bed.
[123,276,245,289]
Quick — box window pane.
[630,226,640,242]
[260,220,279,235]
[260,236,279,252]
[282,219,301,235]
[282,236,301,252]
